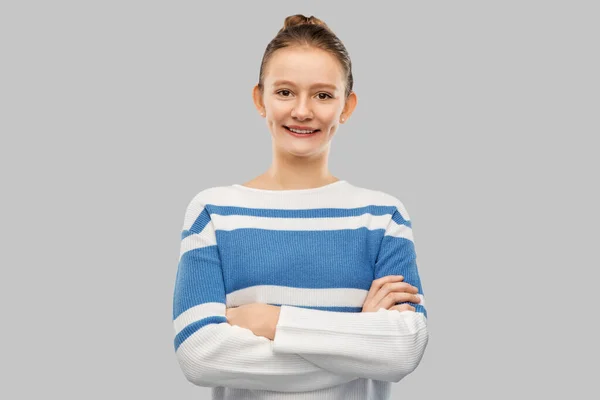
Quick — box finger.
[392,304,416,312]
[363,275,404,305]
[375,291,422,311]
[390,304,416,313]
[370,282,420,308]
[372,285,420,310]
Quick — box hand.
[226,303,281,340]
[362,275,421,313]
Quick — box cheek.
[322,111,340,128]
[267,105,288,123]
[319,105,341,121]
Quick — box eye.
[317,92,333,100]
[276,89,292,97]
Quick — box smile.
[283,126,320,135]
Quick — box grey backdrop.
[2,0,598,398]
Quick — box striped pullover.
[172,180,429,400]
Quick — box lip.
[283,125,320,138]
[286,125,318,131]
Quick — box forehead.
[264,46,344,88]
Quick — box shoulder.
[181,185,238,230]
[184,184,239,208]
[345,182,412,221]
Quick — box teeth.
[289,127,316,134]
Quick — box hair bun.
[282,14,330,31]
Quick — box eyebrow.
[272,80,338,91]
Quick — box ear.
[339,91,358,123]
[252,84,265,117]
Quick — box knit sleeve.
[173,196,359,392]
[272,204,429,383]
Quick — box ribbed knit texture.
[172,180,429,400]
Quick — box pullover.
[172,180,429,399]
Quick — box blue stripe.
[391,209,411,228]
[182,208,212,240]
[375,237,421,288]
[415,304,427,318]
[206,204,397,218]
[181,205,410,240]
[270,304,363,313]
[216,228,384,293]
[173,245,224,320]
[174,316,227,351]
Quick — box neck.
[265,146,338,190]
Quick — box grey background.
[1,0,598,398]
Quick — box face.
[253,45,357,158]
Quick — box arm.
[272,205,429,383]
[173,197,359,392]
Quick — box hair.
[257,14,354,100]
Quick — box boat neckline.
[231,180,348,193]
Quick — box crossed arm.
[174,200,428,390]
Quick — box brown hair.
[257,14,354,99]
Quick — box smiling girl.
[248,15,357,188]
[173,14,429,400]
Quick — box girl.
[173,14,428,400]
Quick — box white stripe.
[182,199,205,231]
[417,294,426,308]
[179,214,413,260]
[193,183,410,220]
[173,302,225,336]
[385,220,414,242]
[210,213,390,232]
[174,290,427,335]
[227,286,426,310]
[226,285,369,308]
[181,183,413,239]
[179,226,217,260]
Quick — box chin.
[284,143,329,158]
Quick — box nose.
[291,97,313,120]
